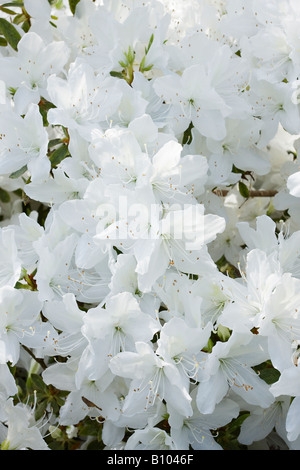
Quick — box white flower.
[218,248,282,334]
[47,59,122,140]
[237,397,291,446]
[0,31,69,115]
[257,274,300,372]
[153,35,249,139]
[125,426,178,450]
[42,293,87,358]
[287,171,300,198]
[0,364,18,401]
[196,333,274,414]
[0,398,49,450]
[170,393,239,450]
[110,341,193,419]
[0,228,21,289]
[0,104,50,182]
[0,287,46,366]
[156,317,212,382]
[11,212,44,272]
[77,292,160,383]
[270,364,300,443]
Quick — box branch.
[213,189,278,198]
[22,345,47,370]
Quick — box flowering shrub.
[0,0,300,451]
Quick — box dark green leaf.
[182,122,194,146]
[0,18,21,51]
[232,164,243,174]
[239,181,249,198]
[35,399,48,421]
[79,422,99,437]
[0,37,8,47]
[38,97,56,126]
[21,18,30,32]
[87,440,105,450]
[49,144,70,168]
[0,188,10,203]
[69,0,80,14]
[30,373,48,393]
[48,440,65,450]
[1,2,24,7]
[14,281,32,290]
[0,6,18,15]
[259,367,280,385]
[110,71,125,79]
[48,138,62,148]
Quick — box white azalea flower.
[0,104,49,182]
[0,31,69,115]
[110,341,193,419]
[0,287,45,366]
[0,398,49,450]
[196,333,274,414]
[47,59,122,140]
[77,292,160,383]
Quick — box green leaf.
[118,60,127,68]
[38,97,56,126]
[0,18,22,51]
[13,13,26,25]
[0,37,8,47]
[8,86,17,96]
[35,399,48,421]
[87,440,105,450]
[21,18,30,32]
[146,33,154,53]
[48,440,66,451]
[139,55,153,73]
[49,144,70,168]
[15,281,32,290]
[232,164,243,174]
[48,138,63,148]
[141,63,153,72]
[30,373,48,393]
[110,71,125,79]
[1,2,24,7]
[69,0,80,14]
[9,164,27,179]
[0,6,19,15]
[139,55,146,71]
[79,422,99,437]
[238,181,249,198]
[258,367,280,385]
[182,122,194,145]
[0,188,10,203]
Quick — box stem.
[22,345,47,370]
[213,189,278,198]
[126,63,134,85]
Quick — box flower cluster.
[0,0,300,451]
